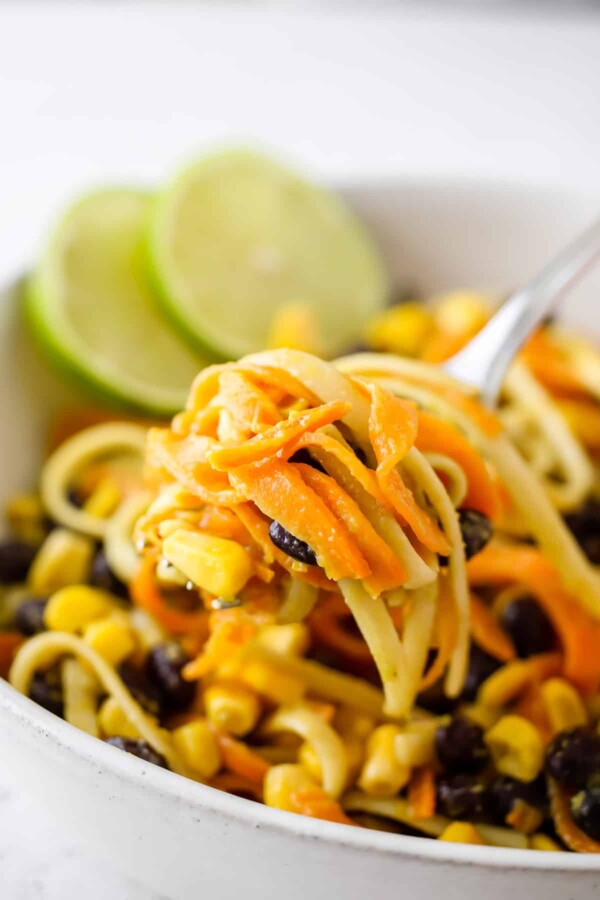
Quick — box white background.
[1,2,600,897]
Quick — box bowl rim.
[2,170,600,873]
[2,678,599,872]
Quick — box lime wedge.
[27,190,208,415]
[147,149,389,359]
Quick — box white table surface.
[2,3,600,897]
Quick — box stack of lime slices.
[27,150,388,415]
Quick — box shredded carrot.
[208,401,351,470]
[468,545,600,694]
[292,431,385,503]
[215,370,282,432]
[378,468,450,555]
[213,729,271,783]
[420,579,457,691]
[407,765,436,820]
[146,429,241,505]
[230,459,370,582]
[182,608,261,680]
[469,593,516,662]
[368,384,419,476]
[522,331,586,398]
[290,788,355,825]
[393,372,502,437]
[548,778,600,853]
[308,592,373,666]
[298,464,407,594]
[130,554,209,636]
[421,329,474,364]
[416,412,503,519]
[0,631,24,678]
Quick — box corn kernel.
[440,822,487,845]
[203,681,261,736]
[162,530,253,597]
[29,528,94,594]
[462,703,502,731]
[83,617,136,666]
[98,697,141,739]
[6,493,47,546]
[395,725,437,768]
[366,302,433,356]
[528,833,563,852]
[266,304,321,355]
[256,623,310,657]
[44,585,113,633]
[485,715,544,782]
[435,292,490,336]
[359,724,410,796]
[83,477,121,518]
[239,659,306,705]
[263,763,318,811]
[477,661,531,708]
[541,678,587,735]
[172,719,221,778]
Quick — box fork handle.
[443,217,600,406]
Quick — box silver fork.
[443,218,600,406]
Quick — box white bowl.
[1,176,600,900]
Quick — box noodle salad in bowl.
[2,292,600,855]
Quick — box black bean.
[289,448,326,474]
[435,716,489,774]
[437,774,488,820]
[417,680,457,716]
[457,509,493,560]
[487,776,547,824]
[146,642,195,714]
[268,520,317,566]
[105,736,168,769]
[461,644,501,702]
[29,671,64,718]
[545,728,600,792]
[571,786,600,842]
[501,596,556,658]
[118,661,162,717]
[0,541,37,584]
[89,551,129,598]
[565,500,600,565]
[15,597,48,636]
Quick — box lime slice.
[27,190,208,415]
[147,149,389,359]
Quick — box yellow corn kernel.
[6,493,47,546]
[267,304,321,355]
[462,703,502,731]
[485,715,544,782]
[44,585,113,633]
[239,659,306,705]
[83,477,122,518]
[440,822,487,845]
[366,302,434,356]
[256,623,310,657]
[83,617,136,666]
[477,661,531,708]
[359,724,410,796]
[29,528,95,594]
[435,291,490,336]
[395,725,438,768]
[98,697,141,740]
[162,530,253,597]
[263,763,318,811]
[298,742,322,782]
[541,678,587,735]
[172,719,221,778]
[528,833,563,852]
[203,681,261,736]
